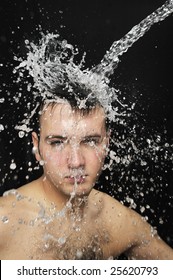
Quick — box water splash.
[15,34,121,122]
[3,189,25,201]
[93,0,173,77]
[15,1,173,126]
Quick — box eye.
[47,140,64,146]
[82,137,100,146]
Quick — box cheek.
[93,145,107,160]
[87,148,106,168]
[41,148,65,167]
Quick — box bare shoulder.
[0,189,21,216]
[0,191,20,245]
[0,188,29,223]
[91,189,132,218]
[96,191,151,236]
[91,190,149,242]
[0,179,42,235]
[94,191,173,259]
[89,189,136,230]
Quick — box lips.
[65,175,87,184]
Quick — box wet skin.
[32,103,109,203]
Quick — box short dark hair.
[32,82,110,135]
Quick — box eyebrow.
[82,134,102,139]
[45,134,102,141]
[45,135,68,141]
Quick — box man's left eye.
[83,138,99,146]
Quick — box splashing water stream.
[93,0,173,77]
[15,0,173,123]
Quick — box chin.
[64,183,93,198]
[72,189,91,198]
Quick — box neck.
[66,194,88,215]
[40,175,89,213]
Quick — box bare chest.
[32,219,111,259]
[3,216,111,260]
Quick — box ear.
[105,130,111,155]
[32,132,42,161]
[106,130,111,146]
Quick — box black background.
[0,0,173,247]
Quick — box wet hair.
[44,82,102,114]
[33,82,110,135]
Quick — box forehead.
[39,103,106,136]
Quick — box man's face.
[32,103,109,198]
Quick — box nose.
[67,144,85,169]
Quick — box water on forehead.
[40,103,106,137]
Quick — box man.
[0,85,173,260]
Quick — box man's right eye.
[47,140,64,146]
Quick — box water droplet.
[140,160,147,166]
[74,226,81,232]
[56,208,66,218]
[76,250,83,259]
[18,131,25,138]
[0,124,4,131]
[151,226,158,237]
[39,160,45,166]
[159,217,164,224]
[115,156,121,164]
[58,236,66,245]
[10,163,16,170]
[140,206,145,213]
[1,216,9,224]
[3,189,16,197]
[29,220,35,226]
[0,98,5,103]
[44,242,50,249]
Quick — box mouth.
[65,175,87,184]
